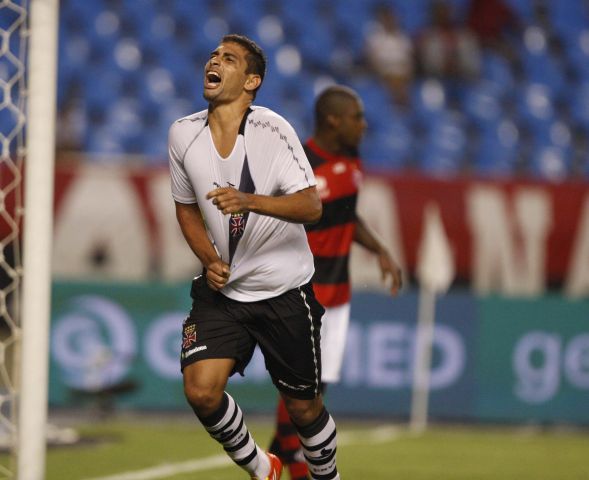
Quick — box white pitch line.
[83,455,232,480]
[84,425,401,480]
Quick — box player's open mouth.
[205,71,222,89]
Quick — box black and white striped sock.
[199,392,270,478]
[296,407,340,480]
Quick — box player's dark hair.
[222,34,266,98]
[314,85,359,130]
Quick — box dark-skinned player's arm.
[354,216,403,296]
[175,201,229,291]
[206,185,322,224]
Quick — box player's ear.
[244,74,262,94]
[326,113,341,129]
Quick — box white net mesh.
[0,0,28,476]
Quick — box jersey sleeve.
[272,118,316,195]
[168,121,197,204]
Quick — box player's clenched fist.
[205,259,230,290]
[207,187,250,215]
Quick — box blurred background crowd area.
[52,0,589,181]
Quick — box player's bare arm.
[354,216,403,295]
[175,201,230,290]
[206,185,322,224]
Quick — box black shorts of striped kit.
[180,276,325,400]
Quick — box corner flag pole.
[410,204,454,434]
[18,0,60,478]
[410,287,437,433]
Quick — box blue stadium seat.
[525,117,573,180]
[86,125,125,157]
[562,30,589,80]
[545,1,588,39]
[295,19,336,70]
[362,115,414,171]
[52,0,589,176]
[0,107,22,144]
[480,52,516,98]
[516,83,555,135]
[528,145,572,181]
[411,79,447,128]
[531,119,573,152]
[392,0,431,34]
[520,49,567,99]
[349,77,396,131]
[84,67,124,112]
[418,111,467,175]
[503,0,535,21]
[462,81,504,130]
[568,82,589,133]
[332,8,370,60]
[474,119,520,177]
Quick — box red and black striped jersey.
[304,139,363,307]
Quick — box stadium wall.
[48,282,589,425]
[42,164,589,296]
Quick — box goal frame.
[17,0,59,478]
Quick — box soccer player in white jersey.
[168,34,340,480]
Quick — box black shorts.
[180,276,325,400]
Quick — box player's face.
[203,42,254,103]
[336,98,367,149]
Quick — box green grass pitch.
[5,415,589,479]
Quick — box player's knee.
[184,383,222,417]
[284,396,323,427]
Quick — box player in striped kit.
[269,85,403,479]
[169,35,342,480]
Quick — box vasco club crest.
[230,213,246,238]
[182,324,197,349]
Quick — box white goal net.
[0,0,28,476]
[0,0,59,478]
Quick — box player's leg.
[282,394,339,480]
[183,359,275,478]
[269,395,309,479]
[269,303,349,478]
[182,276,276,479]
[253,281,339,480]
[320,304,350,385]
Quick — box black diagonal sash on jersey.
[228,108,255,263]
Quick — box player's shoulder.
[248,105,296,133]
[169,109,208,137]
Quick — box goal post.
[16,0,59,479]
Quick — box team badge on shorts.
[230,213,246,238]
[182,324,197,349]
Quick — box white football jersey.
[168,106,317,302]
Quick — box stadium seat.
[562,29,589,81]
[410,79,447,129]
[418,111,467,176]
[362,115,414,171]
[392,0,431,34]
[528,145,572,181]
[349,77,397,131]
[474,119,520,177]
[568,82,589,133]
[520,48,567,99]
[294,19,336,71]
[545,1,588,40]
[480,52,516,98]
[503,0,535,21]
[51,0,589,177]
[462,81,504,130]
[525,117,573,181]
[516,83,555,135]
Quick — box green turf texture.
[5,417,589,479]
